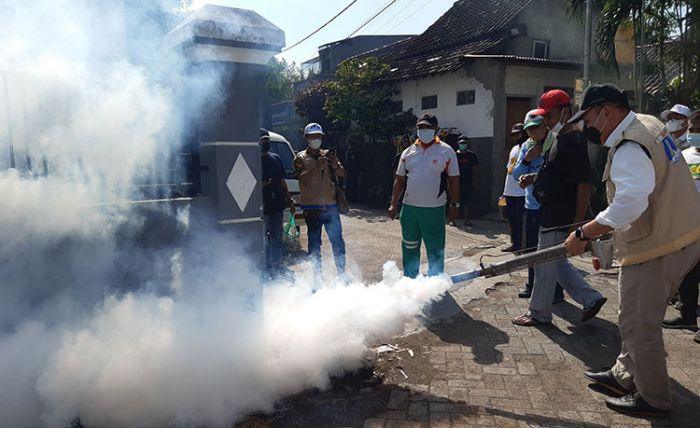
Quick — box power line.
[347,0,400,38]
[366,0,417,34]
[280,0,360,53]
[385,0,435,33]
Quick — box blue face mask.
[687,133,700,147]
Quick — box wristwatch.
[451,202,461,208]
[575,226,591,241]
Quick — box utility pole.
[583,0,592,89]
[639,1,645,112]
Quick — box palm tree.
[567,1,698,107]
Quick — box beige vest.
[603,114,700,265]
[293,149,338,207]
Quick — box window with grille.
[421,95,438,110]
[456,90,475,105]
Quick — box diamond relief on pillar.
[226,153,256,212]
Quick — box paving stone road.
[245,207,700,428]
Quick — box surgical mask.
[687,133,700,147]
[666,119,686,133]
[582,109,608,144]
[417,129,435,143]
[549,109,565,135]
[458,143,468,151]
[308,139,322,150]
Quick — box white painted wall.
[397,71,494,138]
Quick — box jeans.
[677,261,700,322]
[524,209,564,300]
[528,230,603,322]
[305,206,346,275]
[505,196,525,250]
[264,211,284,276]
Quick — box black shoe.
[517,288,532,298]
[695,330,700,344]
[584,369,632,397]
[661,316,698,330]
[605,392,670,418]
[501,246,515,253]
[581,297,607,323]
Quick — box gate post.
[168,6,285,268]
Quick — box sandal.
[512,314,547,326]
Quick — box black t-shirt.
[539,131,591,228]
[261,152,287,214]
[456,150,479,189]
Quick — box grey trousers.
[612,240,700,410]
[528,230,604,322]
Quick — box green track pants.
[400,204,446,278]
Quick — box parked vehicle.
[267,131,304,225]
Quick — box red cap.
[531,89,571,116]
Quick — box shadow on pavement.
[345,207,391,223]
[666,378,700,427]
[424,293,508,365]
[239,381,610,428]
[532,300,622,369]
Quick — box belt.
[300,204,338,210]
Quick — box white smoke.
[0,1,453,427]
[33,263,449,428]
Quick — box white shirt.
[397,140,460,207]
[682,147,700,193]
[503,144,526,197]
[596,111,656,231]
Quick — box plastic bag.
[283,212,300,248]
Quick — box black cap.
[260,128,270,140]
[510,123,524,134]
[457,135,469,143]
[417,113,438,128]
[569,83,629,123]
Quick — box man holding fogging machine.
[566,84,700,417]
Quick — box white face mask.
[308,138,322,150]
[666,119,687,133]
[687,133,700,147]
[417,129,435,143]
[549,109,565,135]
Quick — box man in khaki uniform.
[565,84,700,417]
[293,123,346,280]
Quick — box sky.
[188,0,458,66]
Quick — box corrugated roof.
[359,0,536,81]
[637,41,680,97]
[462,54,582,69]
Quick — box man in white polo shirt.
[388,114,460,278]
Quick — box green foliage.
[568,1,700,107]
[263,57,302,105]
[324,57,416,143]
[294,80,344,134]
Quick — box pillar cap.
[167,5,285,64]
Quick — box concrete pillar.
[168,5,285,265]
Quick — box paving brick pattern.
[286,208,700,427]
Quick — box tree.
[294,80,346,134]
[263,57,302,105]
[324,57,416,143]
[567,0,700,107]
